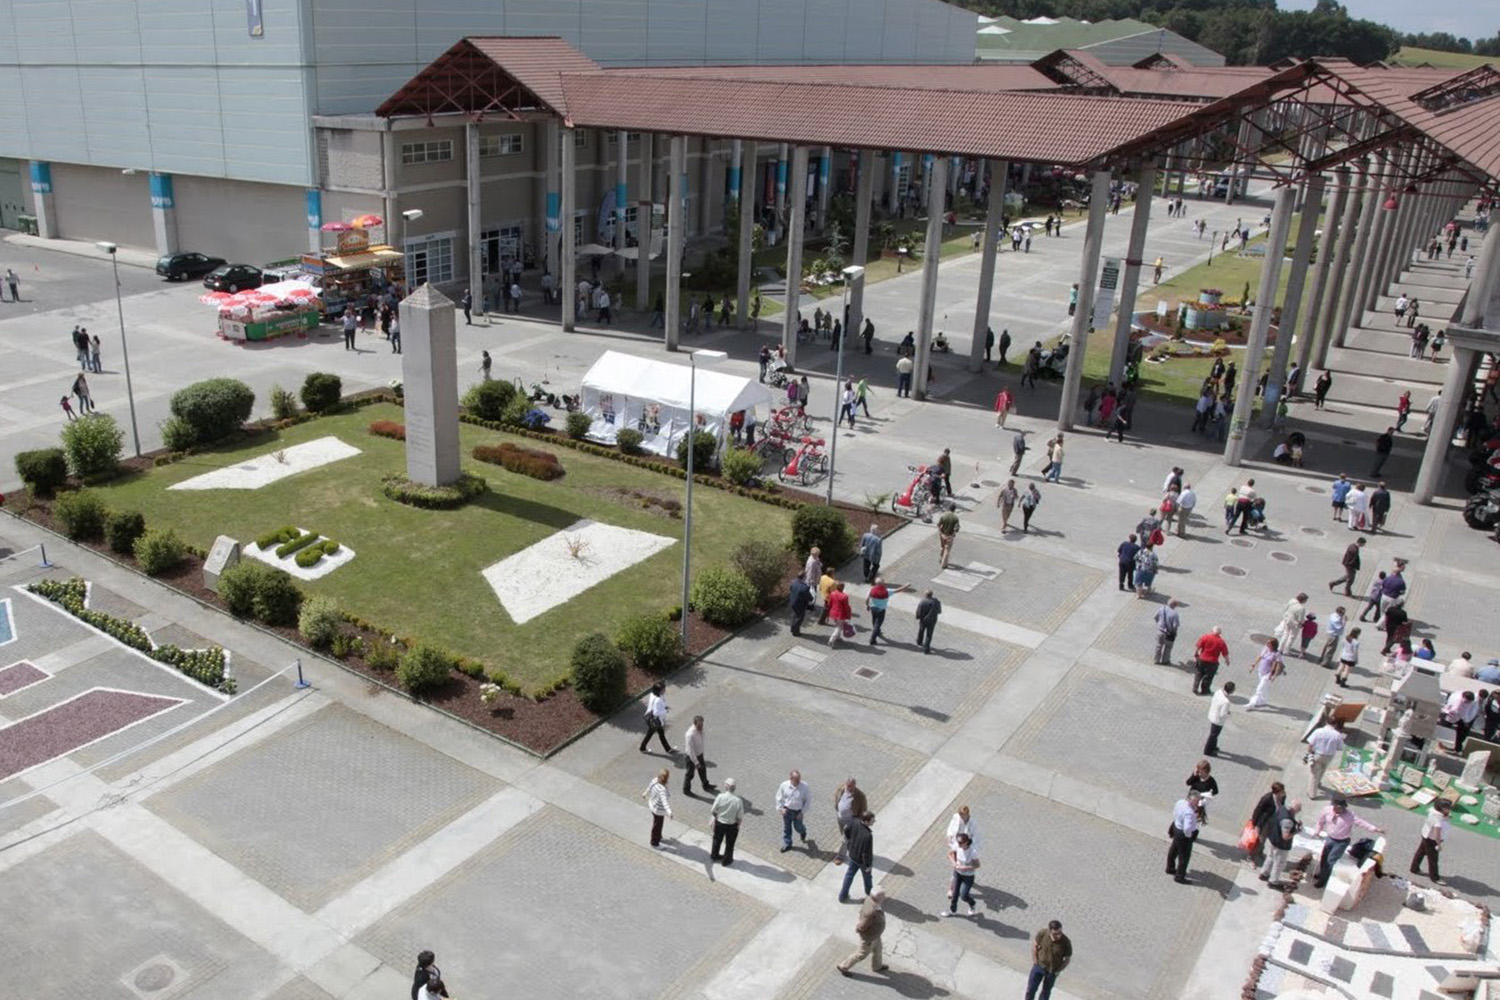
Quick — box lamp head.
[401,208,424,222]
[689,349,728,366]
[841,264,866,280]
[95,241,118,254]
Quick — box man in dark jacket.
[1246,782,1286,867]
[915,592,942,654]
[1368,481,1392,533]
[838,812,876,902]
[1328,537,1365,596]
[789,577,813,637]
[1371,428,1394,477]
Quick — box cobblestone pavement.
[1,191,1497,1000]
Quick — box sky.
[1278,0,1498,40]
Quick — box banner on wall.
[149,173,174,210]
[1091,257,1121,330]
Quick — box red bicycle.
[890,464,939,518]
[778,435,828,486]
[769,405,813,438]
[747,426,794,470]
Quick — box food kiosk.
[209,281,323,342]
[298,228,405,319]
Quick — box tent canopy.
[581,350,772,416]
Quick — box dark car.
[156,252,225,281]
[202,263,266,292]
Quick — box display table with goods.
[202,280,323,342]
[1333,745,1500,840]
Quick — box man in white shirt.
[1306,719,1347,799]
[776,770,811,853]
[709,778,745,866]
[945,805,978,852]
[1409,800,1452,884]
[1204,681,1235,756]
[1446,651,1476,678]
[1443,690,1481,753]
[1176,484,1197,537]
[681,716,715,796]
[1166,790,1202,884]
[638,681,673,755]
[1317,607,1347,667]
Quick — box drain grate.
[853,667,881,680]
[1270,551,1297,562]
[1221,565,1248,577]
[1300,526,1326,537]
[1230,538,1256,548]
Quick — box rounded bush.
[616,613,682,675]
[159,416,198,453]
[720,447,762,486]
[15,448,68,496]
[169,378,255,445]
[396,642,455,694]
[52,489,109,540]
[297,595,343,648]
[299,372,343,413]
[791,504,856,568]
[252,568,303,626]
[570,632,628,713]
[216,561,267,616]
[134,528,186,576]
[565,411,593,440]
[615,428,644,454]
[690,566,759,628]
[463,379,517,421]
[675,429,718,471]
[105,510,147,555]
[60,413,124,479]
[731,538,787,604]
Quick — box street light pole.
[401,208,424,288]
[679,349,727,648]
[827,265,864,504]
[97,242,141,457]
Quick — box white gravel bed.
[168,436,361,491]
[482,520,676,624]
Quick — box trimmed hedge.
[300,372,343,413]
[134,528,186,576]
[169,378,255,445]
[615,428,644,454]
[294,538,340,568]
[255,525,299,549]
[471,442,565,481]
[52,489,109,540]
[275,531,320,558]
[381,472,488,509]
[368,420,406,441]
[252,567,303,626]
[570,633,627,713]
[15,448,68,496]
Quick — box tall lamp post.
[95,242,141,457]
[400,208,424,287]
[680,348,728,647]
[827,264,865,504]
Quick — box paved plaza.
[1,184,1498,999]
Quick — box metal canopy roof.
[375,36,601,120]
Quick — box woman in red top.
[1395,390,1412,432]
[826,582,853,647]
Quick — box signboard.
[305,190,322,231]
[1091,256,1121,329]
[149,173,174,210]
[29,162,51,195]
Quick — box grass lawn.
[1391,46,1496,69]
[87,404,793,692]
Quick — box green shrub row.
[295,538,340,568]
[381,472,488,509]
[27,578,234,693]
[106,510,146,555]
[256,525,299,549]
[52,490,110,540]
[615,428,644,454]
[564,411,593,440]
[275,531,320,558]
[571,633,627,712]
[471,442,565,481]
[615,612,682,675]
[297,595,343,648]
[720,447,762,486]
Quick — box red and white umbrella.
[320,221,354,232]
[350,214,384,229]
[199,291,235,305]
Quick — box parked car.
[202,264,266,292]
[156,251,225,281]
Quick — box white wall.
[172,176,309,265]
[47,164,156,249]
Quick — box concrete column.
[1225,186,1295,465]
[735,140,757,327]
[560,127,577,332]
[635,132,653,308]
[891,152,904,210]
[911,154,948,401]
[1263,173,1325,423]
[817,146,832,228]
[1057,170,1113,430]
[847,149,875,350]
[780,145,809,367]
[1302,168,1349,373]
[381,131,399,253]
[399,283,461,487]
[728,139,742,210]
[465,124,482,289]
[1364,157,1406,315]
[1414,344,1478,503]
[1342,159,1386,338]
[148,173,179,255]
[1462,216,1500,327]
[775,143,789,227]
[542,121,560,278]
[28,162,57,238]
[666,135,687,352]
[968,157,1007,374]
[698,139,714,235]
[1107,159,1157,388]
[304,189,322,254]
[1226,118,1253,205]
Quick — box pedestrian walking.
[944,833,980,917]
[936,509,959,568]
[835,889,888,976]
[460,288,472,324]
[1371,427,1394,478]
[1328,538,1365,596]
[681,716,715,796]
[865,577,890,646]
[1260,799,1303,889]
[1369,481,1391,533]
[856,376,872,417]
[895,354,913,397]
[89,334,101,373]
[390,314,401,353]
[945,804,978,851]
[1116,534,1140,591]
[841,382,857,429]
[639,681,674,754]
[1314,370,1333,408]
[643,768,674,847]
[776,770,811,852]
[1395,390,1412,432]
[997,479,1019,530]
[1306,719,1347,799]
[1274,593,1309,657]
[838,812,876,902]
[1332,626,1362,687]
[834,777,868,853]
[1193,626,1230,695]
[1021,343,1040,388]
[342,309,356,349]
[1134,544,1159,598]
[5,268,18,302]
[71,373,94,414]
[1246,782,1286,867]
[826,582,853,646]
[788,575,813,637]
[1204,682,1235,756]
[479,350,492,380]
[803,546,823,590]
[709,779,744,865]
[998,328,1011,365]
[914,590,941,654]
[1177,484,1196,536]
[59,395,75,421]
[1166,790,1202,884]
[1008,430,1028,476]
[1025,921,1073,1000]
[1020,482,1041,532]
[1409,800,1453,885]
[1245,639,1285,710]
[1153,599,1181,665]
[1380,600,1410,656]
[1043,434,1064,482]
[1317,607,1347,667]
[859,525,882,583]
[1310,797,1382,889]
[817,569,837,626]
[411,950,449,1000]
[1357,572,1385,623]
[1329,475,1352,522]
[993,385,1015,428]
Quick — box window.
[480,225,524,274]
[401,140,453,165]
[572,212,587,249]
[479,134,523,157]
[606,131,643,145]
[574,129,588,148]
[405,234,453,286]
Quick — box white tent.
[578,350,774,458]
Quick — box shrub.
[463,379,517,421]
[732,538,788,604]
[105,510,147,555]
[396,642,455,693]
[297,595,343,648]
[675,429,718,471]
[381,472,488,509]
[134,528,186,576]
[60,413,124,478]
[616,613,682,675]
[52,489,109,540]
[616,428,644,454]
[269,383,299,420]
[472,442,565,481]
[565,411,593,440]
[499,394,534,428]
[791,504,856,567]
[299,372,343,413]
[367,640,400,671]
[255,525,299,549]
[275,531,319,558]
[15,448,68,496]
[570,633,627,713]
[159,416,198,453]
[169,378,255,445]
[295,546,323,568]
[690,566,759,627]
[329,632,363,659]
[721,447,762,486]
[217,561,268,616]
[369,420,406,440]
[252,567,303,626]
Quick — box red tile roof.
[603,63,1061,93]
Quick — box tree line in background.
[969,0,1499,64]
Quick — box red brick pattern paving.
[0,661,47,697]
[0,689,182,780]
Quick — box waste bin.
[16,214,37,236]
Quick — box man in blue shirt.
[1117,534,1141,591]
[1166,790,1202,884]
